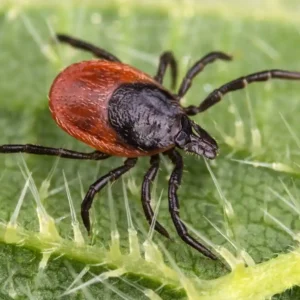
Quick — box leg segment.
[166,149,217,259]
[154,51,178,90]
[177,51,232,98]
[81,158,137,233]
[141,155,170,238]
[56,34,121,62]
[185,69,300,115]
[0,144,110,160]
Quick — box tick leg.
[0,144,110,160]
[166,149,217,259]
[177,51,232,99]
[56,34,121,62]
[141,155,170,239]
[81,158,137,233]
[185,69,300,115]
[154,51,178,90]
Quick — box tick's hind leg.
[81,158,137,233]
[0,144,110,160]
[141,155,170,239]
[154,51,178,90]
[166,149,217,259]
[185,69,300,115]
[56,34,121,62]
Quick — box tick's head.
[174,115,218,159]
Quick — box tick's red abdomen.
[49,60,167,157]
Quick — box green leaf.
[0,1,300,299]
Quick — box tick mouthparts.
[189,135,218,159]
[190,121,218,150]
[174,117,218,159]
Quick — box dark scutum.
[108,83,183,151]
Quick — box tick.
[1,34,300,260]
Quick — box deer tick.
[1,34,300,259]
